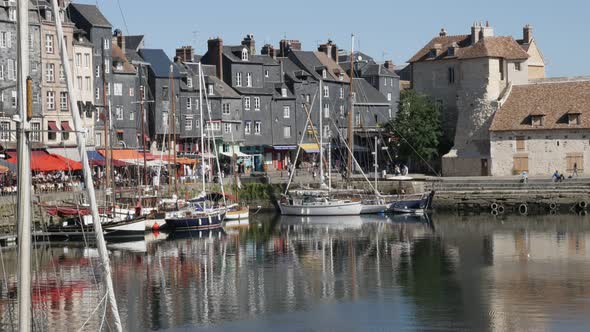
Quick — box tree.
[385,90,442,169]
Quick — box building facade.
[72,28,95,146]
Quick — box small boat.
[360,197,389,214]
[43,213,147,240]
[390,191,435,215]
[279,195,362,216]
[164,207,225,230]
[225,204,249,220]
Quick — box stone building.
[489,79,590,176]
[38,1,75,147]
[0,0,42,146]
[68,3,112,147]
[408,22,546,176]
[71,28,95,146]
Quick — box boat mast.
[170,64,178,197]
[319,79,324,186]
[328,141,332,191]
[167,66,173,196]
[50,0,123,330]
[139,64,147,187]
[198,63,206,202]
[16,0,32,329]
[374,135,378,192]
[347,34,355,179]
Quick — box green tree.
[385,90,442,169]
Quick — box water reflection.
[0,213,590,331]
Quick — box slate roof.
[490,81,590,131]
[315,52,350,83]
[205,75,241,98]
[341,62,399,78]
[251,55,279,66]
[279,57,310,83]
[339,51,375,64]
[409,34,529,63]
[352,78,389,105]
[233,86,275,95]
[69,3,111,28]
[124,35,144,52]
[139,49,180,78]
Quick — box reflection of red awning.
[48,121,59,132]
[6,150,82,171]
[116,130,124,134]
[61,121,73,132]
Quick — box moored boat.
[279,196,362,216]
[390,191,435,214]
[164,208,225,230]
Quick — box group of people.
[32,171,82,193]
[552,162,579,182]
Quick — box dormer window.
[116,62,123,71]
[339,73,344,81]
[568,113,581,125]
[447,47,455,57]
[208,84,214,95]
[322,69,327,79]
[281,88,287,97]
[241,48,248,61]
[428,49,437,58]
[531,114,544,126]
[187,77,193,88]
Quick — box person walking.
[573,162,579,177]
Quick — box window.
[47,121,56,141]
[355,113,361,126]
[0,32,10,48]
[241,48,248,61]
[340,104,344,115]
[323,125,329,136]
[568,113,581,125]
[531,115,543,126]
[116,106,123,120]
[244,97,251,110]
[323,103,329,118]
[61,122,70,141]
[516,136,526,152]
[7,60,15,80]
[59,65,65,81]
[84,54,90,67]
[205,121,221,131]
[387,93,392,101]
[283,106,290,118]
[224,123,231,133]
[31,122,41,142]
[246,73,252,87]
[265,70,269,78]
[281,88,288,97]
[222,103,230,115]
[77,76,82,89]
[11,90,16,108]
[85,77,91,91]
[448,67,455,84]
[95,87,100,101]
[75,53,82,67]
[186,98,192,110]
[60,92,68,111]
[322,69,327,79]
[388,108,392,118]
[513,156,529,173]
[46,91,55,110]
[45,34,54,53]
[187,77,193,88]
[116,131,123,142]
[283,126,291,138]
[95,65,100,78]
[306,94,310,103]
[106,83,111,95]
[515,62,521,71]
[185,115,193,130]
[339,73,344,81]
[195,119,200,128]
[254,97,260,110]
[340,87,344,99]
[245,121,251,135]
[254,121,261,135]
[114,83,123,96]
[0,121,10,141]
[208,84,214,95]
[104,59,109,74]
[129,88,134,97]
[499,59,504,80]
[323,86,329,97]
[0,65,3,80]
[352,92,357,102]
[8,8,15,21]
[45,63,55,82]
[103,38,109,50]
[129,112,135,121]
[236,72,242,87]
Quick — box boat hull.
[225,207,249,220]
[360,203,389,214]
[165,212,225,230]
[279,201,362,216]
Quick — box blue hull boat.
[164,209,225,230]
[390,191,435,215]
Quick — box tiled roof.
[490,81,590,131]
[315,52,350,83]
[69,3,111,28]
[112,44,136,74]
[409,35,529,63]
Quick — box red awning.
[61,121,73,132]
[6,150,82,172]
[48,121,59,132]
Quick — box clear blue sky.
[77,0,589,77]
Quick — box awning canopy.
[48,121,59,132]
[61,121,73,132]
[220,151,249,158]
[6,150,82,172]
[299,143,320,153]
[273,145,297,150]
[89,150,129,167]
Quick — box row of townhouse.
[1,2,400,172]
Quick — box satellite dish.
[357,55,363,61]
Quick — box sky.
[77,0,589,77]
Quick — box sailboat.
[279,79,362,216]
[224,127,249,222]
[164,62,226,229]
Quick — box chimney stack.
[439,28,448,37]
[175,46,194,62]
[113,29,125,53]
[471,22,481,45]
[207,38,224,79]
[523,24,533,43]
[384,60,394,70]
[318,39,339,64]
[261,44,276,59]
[279,39,301,57]
[241,34,256,55]
[480,20,494,39]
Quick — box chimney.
[279,39,301,57]
[439,28,448,37]
[523,24,533,43]
[261,44,276,59]
[207,38,224,79]
[318,39,338,64]
[175,46,194,62]
[471,21,481,45]
[480,20,494,39]
[241,34,256,55]
[384,60,394,70]
[113,29,125,53]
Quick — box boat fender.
[497,205,505,214]
[152,222,160,231]
[579,201,588,209]
[580,210,588,216]
[549,209,557,216]
[549,202,558,210]
[490,203,499,211]
[491,209,498,216]
[519,203,528,216]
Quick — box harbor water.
[1,212,590,331]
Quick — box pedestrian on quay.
[573,162,578,177]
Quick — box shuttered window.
[513,155,529,173]
[516,136,526,151]
[566,153,583,173]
